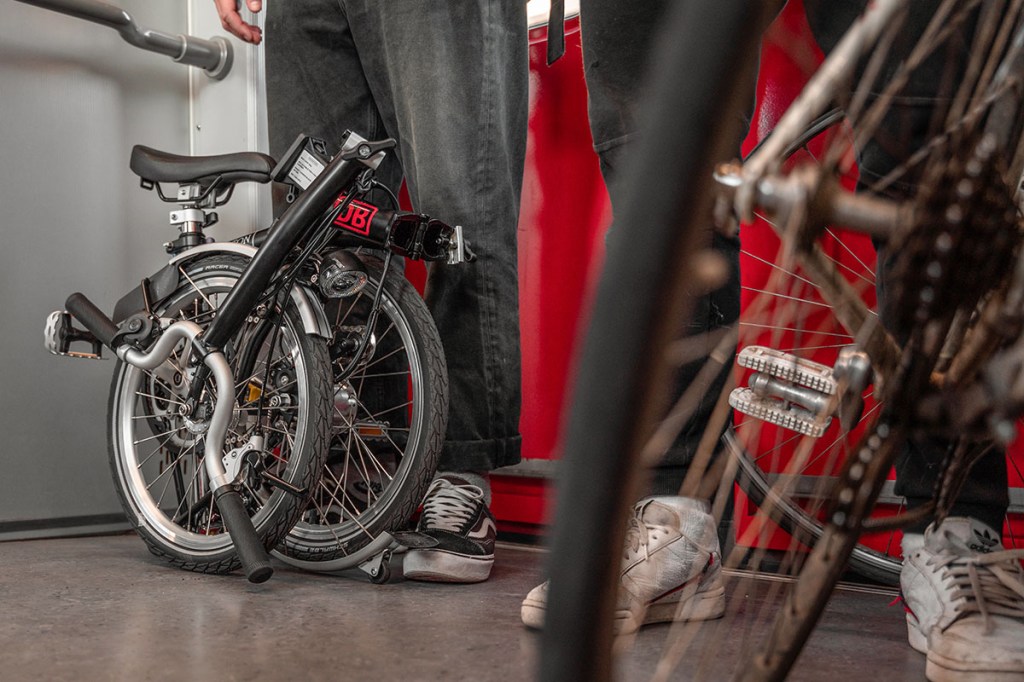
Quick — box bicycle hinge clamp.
[166,205,217,254]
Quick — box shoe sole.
[521,598,546,629]
[908,616,1024,682]
[643,584,726,624]
[521,584,726,634]
[926,653,1024,682]
[619,584,726,634]
[403,549,493,583]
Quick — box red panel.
[492,19,611,533]
[517,18,611,465]
[491,476,555,528]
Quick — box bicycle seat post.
[164,182,218,254]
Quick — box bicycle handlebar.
[214,487,274,583]
[65,293,119,348]
[64,294,274,582]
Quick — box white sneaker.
[901,517,1024,681]
[521,496,725,634]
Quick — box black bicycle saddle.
[130,145,275,185]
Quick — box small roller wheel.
[368,559,391,584]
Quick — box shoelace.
[624,508,652,563]
[930,534,1024,634]
[419,478,483,533]
[622,500,717,563]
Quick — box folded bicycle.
[46,131,467,583]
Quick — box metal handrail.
[14,0,233,79]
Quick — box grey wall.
[0,0,268,539]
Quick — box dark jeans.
[580,0,749,496]
[806,0,1009,533]
[265,0,528,472]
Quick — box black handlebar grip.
[213,487,274,583]
[65,293,120,349]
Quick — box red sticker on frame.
[332,194,378,236]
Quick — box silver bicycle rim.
[111,273,311,553]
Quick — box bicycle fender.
[112,243,332,339]
[172,243,332,339]
[112,264,180,324]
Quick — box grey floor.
[0,534,927,681]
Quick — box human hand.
[214,0,263,45]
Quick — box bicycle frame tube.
[738,0,908,220]
[986,16,1024,200]
[202,152,364,350]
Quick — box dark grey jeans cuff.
[439,435,523,473]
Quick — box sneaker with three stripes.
[901,517,1024,681]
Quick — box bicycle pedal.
[43,310,103,359]
[729,387,831,438]
[737,346,836,395]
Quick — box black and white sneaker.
[403,475,497,583]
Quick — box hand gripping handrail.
[14,0,233,79]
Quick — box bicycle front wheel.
[539,2,772,680]
[108,255,332,574]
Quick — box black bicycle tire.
[279,260,448,561]
[107,255,332,574]
[538,2,775,680]
[730,432,903,585]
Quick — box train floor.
[0,533,926,680]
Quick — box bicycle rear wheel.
[278,258,448,562]
[730,0,1024,587]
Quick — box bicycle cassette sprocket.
[884,130,1021,337]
